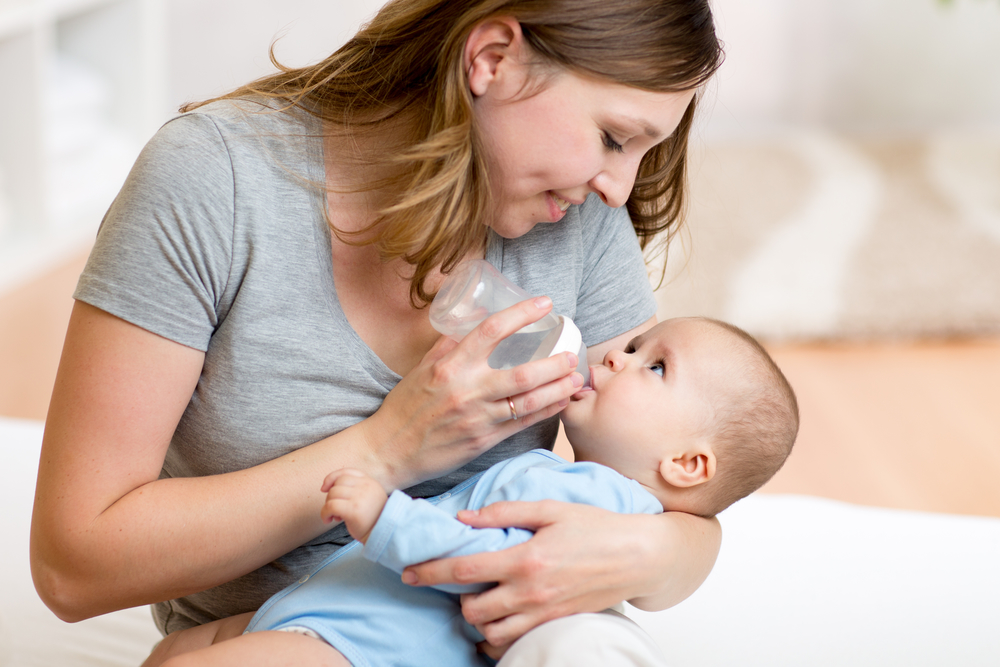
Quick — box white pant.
[497,608,669,667]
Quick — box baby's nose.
[603,348,627,370]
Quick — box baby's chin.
[559,400,587,431]
[561,387,595,431]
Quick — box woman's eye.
[603,131,625,154]
[649,363,664,377]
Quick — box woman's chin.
[485,208,543,239]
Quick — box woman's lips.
[551,192,572,212]
[547,191,573,221]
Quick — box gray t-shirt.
[74,99,657,634]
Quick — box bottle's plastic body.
[429,260,590,385]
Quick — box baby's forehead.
[669,320,764,386]
[642,318,737,350]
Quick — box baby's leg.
[158,630,351,667]
[142,612,255,667]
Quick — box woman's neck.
[321,113,421,234]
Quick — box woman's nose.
[589,161,639,209]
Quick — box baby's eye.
[649,362,664,377]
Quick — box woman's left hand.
[399,500,721,658]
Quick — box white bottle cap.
[546,316,582,359]
[529,316,590,385]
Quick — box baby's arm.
[320,469,389,544]
[368,460,663,591]
[363,491,535,594]
[329,459,661,595]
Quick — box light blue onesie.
[244,449,663,667]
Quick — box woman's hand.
[360,297,584,489]
[399,500,721,657]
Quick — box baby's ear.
[659,447,716,488]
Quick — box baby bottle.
[429,259,590,386]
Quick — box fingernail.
[402,571,418,585]
[567,353,578,369]
[533,296,552,309]
[571,372,584,388]
[558,398,569,408]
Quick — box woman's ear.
[659,448,717,488]
[464,16,523,97]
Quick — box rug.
[652,126,1000,341]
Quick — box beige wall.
[706,0,1000,134]
[164,0,1000,132]
[164,0,388,114]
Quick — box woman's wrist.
[339,406,410,491]
[331,406,428,493]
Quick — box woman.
[30,0,724,662]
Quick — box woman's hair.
[184,0,724,305]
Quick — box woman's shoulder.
[140,97,324,197]
[148,98,322,168]
[169,97,319,134]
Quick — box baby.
[147,316,798,667]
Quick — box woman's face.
[472,64,696,238]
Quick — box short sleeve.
[74,112,237,351]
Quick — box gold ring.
[507,397,518,421]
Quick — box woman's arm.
[30,298,581,622]
[31,302,374,621]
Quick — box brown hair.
[692,319,799,518]
[184,0,724,305]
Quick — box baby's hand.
[320,469,389,544]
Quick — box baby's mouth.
[570,371,595,401]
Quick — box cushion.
[5,416,999,665]
[0,417,161,667]
[627,493,1000,665]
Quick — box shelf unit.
[0,0,164,293]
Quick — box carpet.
[652,126,1000,341]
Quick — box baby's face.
[561,318,725,481]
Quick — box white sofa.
[3,415,999,666]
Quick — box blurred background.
[1,0,998,516]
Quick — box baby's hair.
[689,319,799,518]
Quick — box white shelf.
[0,0,164,294]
